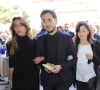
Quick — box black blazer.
[91,40,100,74]
[36,31,77,86]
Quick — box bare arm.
[9,67,14,89]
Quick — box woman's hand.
[33,56,44,64]
[67,55,73,61]
[86,53,93,60]
[51,65,62,74]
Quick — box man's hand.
[44,67,52,73]
[51,65,62,74]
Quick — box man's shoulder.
[58,31,72,38]
[35,32,47,40]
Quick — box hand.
[67,55,73,61]
[86,53,93,60]
[33,56,44,64]
[9,80,12,89]
[51,65,62,74]
[44,67,51,73]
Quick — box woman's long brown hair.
[75,21,93,52]
[9,17,32,55]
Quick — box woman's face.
[13,19,27,37]
[78,25,89,41]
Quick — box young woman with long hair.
[6,17,39,90]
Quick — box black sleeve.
[61,36,77,71]
[92,40,100,65]
[31,39,37,59]
[35,36,47,69]
[6,42,15,68]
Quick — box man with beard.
[34,9,76,90]
[63,23,75,38]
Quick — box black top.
[46,33,58,64]
[6,36,39,90]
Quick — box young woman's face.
[78,25,89,41]
[13,19,27,36]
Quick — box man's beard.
[48,27,56,33]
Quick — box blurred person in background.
[0,41,5,56]
[35,22,47,39]
[89,25,100,42]
[95,27,100,42]
[63,23,75,38]
[57,25,63,31]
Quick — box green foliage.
[22,11,30,23]
[0,5,30,25]
[0,6,18,24]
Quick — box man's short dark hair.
[40,9,57,19]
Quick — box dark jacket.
[91,40,100,74]
[36,31,77,87]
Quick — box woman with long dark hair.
[75,21,100,90]
[6,17,39,90]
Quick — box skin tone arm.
[9,68,14,89]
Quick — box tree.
[0,6,18,24]
[0,5,30,24]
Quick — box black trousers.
[12,78,39,90]
[43,84,69,90]
[96,75,100,90]
[76,80,91,90]
[42,75,69,90]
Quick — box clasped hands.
[33,55,74,74]
[44,63,62,74]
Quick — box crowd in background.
[0,30,11,56]
[0,20,100,57]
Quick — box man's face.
[64,24,69,32]
[41,13,57,33]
